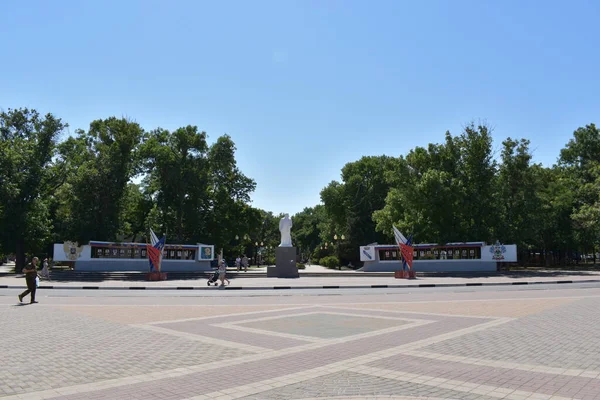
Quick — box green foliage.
[1,105,598,269]
[141,125,210,242]
[374,124,497,245]
[55,118,144,243]
[495,138,541,248]
[320,256,340,269]
[292,205,326,257]
[205,135,257,255]
[296,263,305,269]
[263,256,275,266]
[0,108,67,271]
[320,156,398,263]
[559,124,600,250]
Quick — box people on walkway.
[19,257,39,304]
[242,255,248,272]
[235,256,241,271]
[40,258,51,281]
[218,259,230,287]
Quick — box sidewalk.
[1,269,599,290]
[0,261,15,273]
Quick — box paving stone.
[238,312,408,339]
[238,371,498,399]
[0,305,251,396]
[3,288,600,400]
[424,298,600,370]
[368,353,600,398]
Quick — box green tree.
[292,205,326,258]
[495,138,541,249]
[374,133,465,244]
[57,117,144,243]
[205,135,256,254]
[321,156,398,263]
[0,108,67,272]
[141,126,210,243]
[533,165,578,265]
[120,183,154,242]
[559,124,600,260]
[455,123,497,242]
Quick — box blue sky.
[1,0,599,215]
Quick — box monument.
[267,213,299,278]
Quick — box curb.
[1,279,599,291]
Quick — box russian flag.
[401,233,413,271]
[147,229,166,272]
[393,226,414,271]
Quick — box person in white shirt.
[40,258,51,281]
[235,256,241,271]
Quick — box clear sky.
[1,0,599,215]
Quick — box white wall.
[360,246,376,261]
[481,244,517,262]
[53,243,92,261]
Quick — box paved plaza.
[1,285,600,400]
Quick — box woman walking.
[40,258,51,281]
[218,259,230,287]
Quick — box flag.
[147,229,166,272]
[393,225,414,270]
[392,225,408,246]
[401,233,414,270]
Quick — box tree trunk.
[15,237,26,274]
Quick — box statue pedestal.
[269,246,299,278]
[146,272,168,281]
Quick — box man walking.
[19,257,39,304]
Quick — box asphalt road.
[2,281,600,301]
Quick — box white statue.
[279,213,293,247]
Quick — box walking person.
[241,254,248,272]
[218,259,230,287]
[235,256,241,271]
[19,257,39,304]
[40,258,51,281]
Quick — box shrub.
[264,256,276,266]
[320,256,340,269]
[296,263,305,269]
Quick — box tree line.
[295,122,600,267]
[1,108,599,272]
[0,108,282,272]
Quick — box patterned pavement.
[1,287,600,400]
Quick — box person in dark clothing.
[19,257,39,304]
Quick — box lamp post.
[242,234,249,259]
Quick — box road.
[2,283,600,400]
[2,281,600,299]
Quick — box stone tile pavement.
[1,288,600,399]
